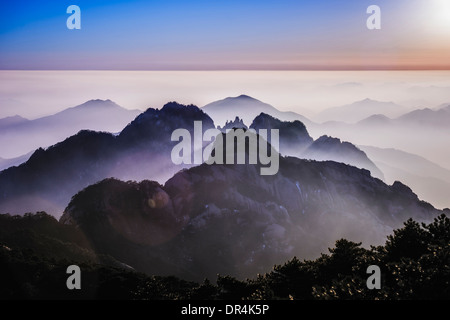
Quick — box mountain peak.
[219,116,248,131]
[7,114,27,120]
[356,98,392,105]
[219,94,261,104]
[391,181,418,200]
[119,101,215,144]
[0,114,29,125]
[73,99,120,110]
[250,113,313,155]
[210,94,263,105]
[304,135,385,180]
[82,99,113,105]
[395,106,450,126]
[161,101,195,112]
[357,114,392,125]
[235,94,256,100]
[252,112,307,130]
[160,102,213,120]
[315,135,339,143]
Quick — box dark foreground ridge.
[0,212,449,300]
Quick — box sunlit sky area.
[1,0,450,70]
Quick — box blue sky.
[0,0,449,69]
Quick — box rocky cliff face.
[60,155,442,281]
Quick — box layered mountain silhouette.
[360,146,450,209]
[356,114,392,127]
[0,100,389,217]
[395,107,450,128]
[250,113,384,180]
[59,147,445,281]
[313,106,450,177]
[0,99,140,159]
[202,95,313,128]
[0,115,29,128]
[315,98,408,124]
[295,98,450,208]
[0,151,33,171]
[0,95,448,283]
[324,102,450,129]
[0,102,215,217]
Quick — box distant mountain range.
[394,105,450,127]
[320,101,450,129]
[0,99,140,158]
[360,146,450,209]
[309,102,450,179]
[203,95,450,207]
[0,115,29,128]
[0,151,33,171]
[202,95,313,128]
[314,98,408,124]
[203,96,450,175]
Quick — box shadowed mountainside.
[59,147,444,280]
[0,102,215,217]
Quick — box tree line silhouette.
[0,212,448,300]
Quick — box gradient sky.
[0,0,449,70]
